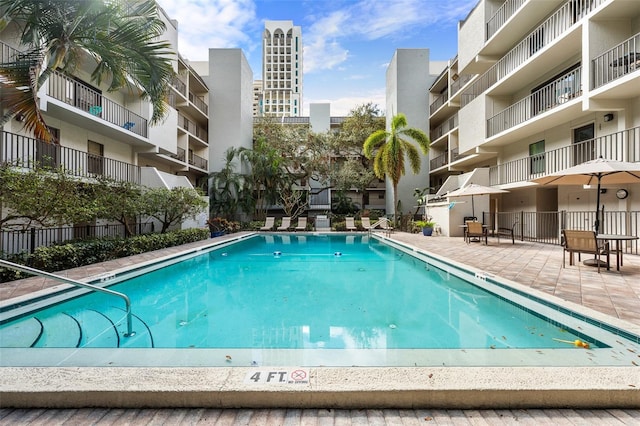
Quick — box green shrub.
[1,228,209,282]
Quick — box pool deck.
[1,232,639,420]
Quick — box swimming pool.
[1,233,639,368]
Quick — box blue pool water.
[0,234,600,351]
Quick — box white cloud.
[302,0,474,74]
[156,0,258,61]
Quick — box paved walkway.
[2,232,640,423]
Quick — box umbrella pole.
[594,176,601,234]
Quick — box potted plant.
[414,220,436,236]
[207,217,226,237]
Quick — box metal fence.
[481,210,640,254]
[0,223,155,256]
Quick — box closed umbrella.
[446,183,509,218]
[530,158,640,233]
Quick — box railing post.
[29,228,36,254]
[519,211,524,241]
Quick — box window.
[87,140,104,175]
[529,140,545,175]
[36,127,60,168]
[572,123,595,165]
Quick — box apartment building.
[262,20,303,117]
[0,3,214,237]
[427,0,640,237]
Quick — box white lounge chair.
[260,217,275,231]
[361,217,373,230]
[277,217,292,231]
[345,217,357,231]
[294,217,307,231]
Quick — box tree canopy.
[0,0,175,142]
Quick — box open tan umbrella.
[446,183,508,218]
[530,158,640,233]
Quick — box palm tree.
[363,113,430,216]
[0,0,174,142]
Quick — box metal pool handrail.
[0,260,135,337]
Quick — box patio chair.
[277,217,292,231]
[495,221,518,244]
[345,217,357,231]
[361,217,373,230]
[294,217,307,231]
[466,220,487,245]
[260,217,275,231]
[562,229,610,273]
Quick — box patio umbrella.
[530,158,640,233]
[446,183,509,218]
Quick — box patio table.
[594,234,639,271]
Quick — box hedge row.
[0,228,209,283]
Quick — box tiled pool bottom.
[1,233,639,369]
[1,233,639,409]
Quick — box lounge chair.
[465,220,487,245]
[315,215,331,231]
[345,217,357,231]
[277,217,292,231]
[562,229,610,273]
[260,217,275,231]
[361,217,373,230]
[294,217,307,231]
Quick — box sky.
[155,0,478,116]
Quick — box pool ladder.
[0,260,135,337]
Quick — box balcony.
[593,32,640,89]
[47,71,148,138]
[188,92,208,114]
[430,114,458,142]
[488,126,640,186]
[178,114,208,143]
[189,152,208,170]
[462,0,603,108]
[1,131,141,184]
[171,76,187,97]
[430,152,448,170]
[486,0,527,40]
[429,91,449,115]
[487,67,581,137]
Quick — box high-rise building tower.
[262,20,302,117]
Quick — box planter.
[422,227,433,236]
[210,230,225,238]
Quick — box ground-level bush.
[0,228,209,283]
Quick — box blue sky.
[156,0,477,115]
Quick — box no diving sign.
[243,368,310,385]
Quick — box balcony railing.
[189,152,208,170]
[593,32,640,89]
[430,152,448,170]
[171,147,186,162]
[172,76,187,97]
[488,126,640,186]
[0,41,20,63]
[189,92,208,114]
[1,131,141,184]
[487,67,581,137]
[462,0,603,108]
[47,71,148,138]
[450,73,474,96]
[429,90,449,115]
[178,114,208,142]
[486,0,527,40]
[430,114,458,141]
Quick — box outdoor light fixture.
[604,113,614,122]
